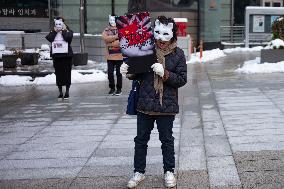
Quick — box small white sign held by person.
[52,41,68,54]
[52,32,68,54]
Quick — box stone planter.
[21,53,39,65]
[2,54,18,68]
[72,52,88,66]
[261,49,284,63]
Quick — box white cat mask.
[54,19,64,30]
[154,19,173,41]
[109,15,116,27]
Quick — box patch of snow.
[224,46,263,54]
[0,50,13,59]
[73,33,102,37]
[187,48,226,64]
[23,48,38,53]
[0,44,5,51]
[0,69,107,86]
[39,51,51,60]
[40,44,50,51]
[236,57,284,74]
[264,39,284,49]
[0,31,25,34]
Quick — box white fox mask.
[54,19,64,30]
[109,15,116,27]
[154,19,173,41]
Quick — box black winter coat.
[45,30,73,58]
[136,47,187,114]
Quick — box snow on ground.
[236,57,284,74]
[0,70,107,86]
[224,46,263,53]
[187,48,226,64]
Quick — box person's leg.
[53,58,63,99]
[58,85,63,98]
[107,60,115,94]
[64,85,70,99]
[156,115,175,173]
[134,112,155,174]
[115,60,123,95]
[64,58,72,99]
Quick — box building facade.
[1,0,282,49]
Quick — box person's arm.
[45,30,57,43]
[162,51,187,88]
[62,29,73,43]
[102,30,118,43]
[109,39,120,48]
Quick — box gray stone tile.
[0,167,81,180]
[205,135,232,157]
[179,146,206,171]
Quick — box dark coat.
[135,47,187,114]
[45,30,73,58]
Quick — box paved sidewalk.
[0,51,284,189]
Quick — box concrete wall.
[0,33,191,62]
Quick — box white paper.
[52,41,68,54]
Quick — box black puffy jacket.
[136,47,187,114]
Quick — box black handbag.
[126,80,140,115]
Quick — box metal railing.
[220,26,245,44]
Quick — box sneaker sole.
[57,98,63,102]
[127,176,145,188]
[114,93,122,96]
[165,182,177,188]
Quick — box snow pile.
[264,39,284,49]
[23,48,38,53]
[0,31,25,34]
[0,44,5,51]
[73,33,102,37]
[40,44,50,51]
[224,46,263,54]
[0,50,13,59]
[236,57,284,74]
[0,70,107,86]
[187,48,226,64]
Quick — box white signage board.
[52,41,68,54]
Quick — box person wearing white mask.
[46,17,73,101]
[121,16,187,188]
[102,15,124,95]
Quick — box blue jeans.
[134,112,175,174]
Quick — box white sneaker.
[127,172,145,188]
[164,171,176,188]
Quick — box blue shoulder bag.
[126,80,140,115]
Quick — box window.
[273,2,281,6]
[145,0,198,11]
[262,0,283,7]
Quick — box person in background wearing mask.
[120,16,187,188]
[46,17,73,101]
[102,15,124,95]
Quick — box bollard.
[200,40,203,59]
